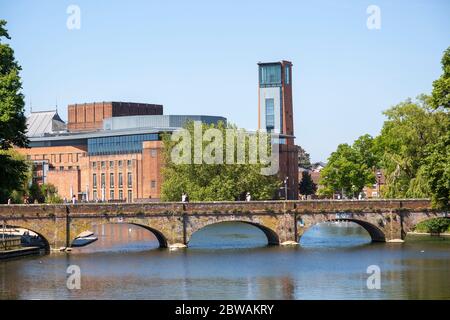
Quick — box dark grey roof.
[26,111,66,137]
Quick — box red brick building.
[258,61,299,199]
[18,105,225,202]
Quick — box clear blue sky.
[1,0,449,162]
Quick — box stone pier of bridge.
[0,199,446,250]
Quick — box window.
[101,173,105,188]
[127,160,132,168]
[110,190,114,200]
[151,180,156,189]
[110,173,114,188]
[127,172,132,188]
[119,190,123,200]
[92,161,97,169]
[101,161,106,169]
[93,174,97,189]
[259,64,281,86]
[60,166,64,171]
[265,98,275,131]
[87,133,159,156]
[118,160,123,168]
[285,65,290,84]
[118,173,123,188]
[150,149,157,157]
[68,166,73,170]
[109,161,114,169]
[93,190,97,201]
[127,190,132,202]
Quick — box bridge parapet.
[0,199,435,218]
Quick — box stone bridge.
[0,199,447,250]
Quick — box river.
[1,222,449,299]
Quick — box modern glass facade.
[259,64,281,87]
[88,133,159,156]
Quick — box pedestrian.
[181,192,187,203]
[245,192,251,202]
[7,198,11,205]
[72,195,77,204]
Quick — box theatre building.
[19,102,226,202]
[17,60,298,202]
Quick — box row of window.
[92,189,133,202]
[27,153,86,163]
[93,172,133,189]
[92,159,133,170]
[87,133,159,156]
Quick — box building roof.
[103,115,227,131]
[26,111,66,137]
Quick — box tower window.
[259,64,281,86]
[265,98,275,131]
[285,65,290,84]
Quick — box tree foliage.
[299,171,316,196]
[415,218,450,234]
[161,121,280,201]
[375,95,447,199]
[0,149,30,202]
[0,20,28,203]
[297,145,311,168]
[0,20,28,150]
[319,135,377,198]
[431,47,450,110]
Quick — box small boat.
[71,231,98,247]
[77,231,94,238]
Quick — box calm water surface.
[1,222,449,299]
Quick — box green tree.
[430,47,450,110]
[161,121,280,201]
[0,149,30,202]
[299,171,317,196]
[297,145,311,168]
[423,46,450,209]
[0,20,28,203]
[319,139,375,198]
[422,129,450,209]
[374,95,447,198]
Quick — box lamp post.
[376,170,382,198]
[284,176,289,200]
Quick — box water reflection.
[71,223,159,254]
[300,221,372,248]
[0,222,449,299]
[189,222,268,249]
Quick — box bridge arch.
[70,221,168,249]
[188,220,280,246]
[299,218,386,243]
[334,219,386,242]
[5,224,51,252]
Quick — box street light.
[284,176,289,200]
[376,170,382,198]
